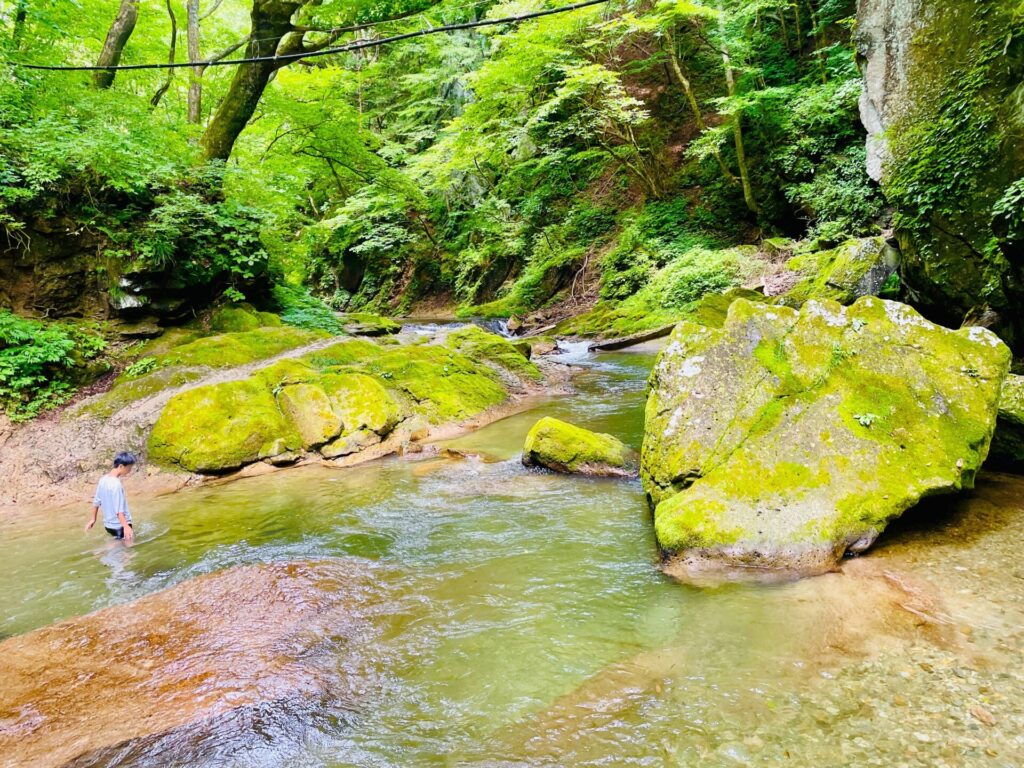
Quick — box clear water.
[1,348,1022,767]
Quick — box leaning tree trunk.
[150,0,178,107]
[200,0,303,161]
[93,0,140,89]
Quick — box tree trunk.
[200,0,303,161]
[720,44,759,214]
[150,0,178,108]
[187,0,203,123]
[12,0,27,47]
[664,28,737,185]
[93,0,140,89]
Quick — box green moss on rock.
[523,416,636,477]
[145,332,527,472]
[161,326,328,369]
[319,372,402,435]
[445,325,542,381]
[360,343,510,423]
[210,304,285,333]
[642,296,1011,578]
[78,367,205,419]
[778,238,900,307]
[557,286,768,339]
[988,374,1024,468]
[339,313,401,336]
[148,379,300,472]
[276,383,342,448]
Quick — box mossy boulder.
[161,326,328,369]
[148,379,300,472]
[145,333,526,473]
[339,313,401,336]
[276,383,342,448]
[363,344,510,423]
[988,375,1024,469]
[445,325,542,382]
[642,297,1011,580]
[778,238,900,307]
[209,303,285,333]
[523,417,636,478]
[319,372,402,435]
[687,288,767,329]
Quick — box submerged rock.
[0,560,380,768]
[642,297,1010,579]
[988,375,1024,469]
[523,417,636,478]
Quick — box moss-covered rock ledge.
[148,329,543,474]
[642,297,1011,581]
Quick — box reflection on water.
[1,348,1023,767]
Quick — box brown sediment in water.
[0,560,382,768]
[496,556,959,763]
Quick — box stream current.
[1,343,1023,767]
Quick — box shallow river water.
[1,346,1023,767]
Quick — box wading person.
[85,452,137,545]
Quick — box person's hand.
[85,520,94,532]
[124,525,134,545]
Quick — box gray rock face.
[988,375,1024,470]
[855,0,1024,348]
[856,0,922,181]
[641,297,1011,581]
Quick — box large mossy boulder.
[148,379,301,472]
[988,375,1024,469]
[856,0,1024,348]
[642,297,1011,579]
[778,238,900,307]
[146,332,529,473]
[523,417,636,478]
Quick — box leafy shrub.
[0,311,77,421]
[123,357,159,379]
[271,284,344,334]
[638,248,753,309]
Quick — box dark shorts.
[104,526,124,539]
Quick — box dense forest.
[0,0,1020,418]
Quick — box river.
[1,344,1022,766]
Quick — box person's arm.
[117,484,133,544]
[117,511,134,544]
[85,504,99,532]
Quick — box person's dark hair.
[113,452,137,468]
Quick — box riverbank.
[0,319,575,515]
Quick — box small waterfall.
[550,339,593,365]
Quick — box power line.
[10,0,610,73]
